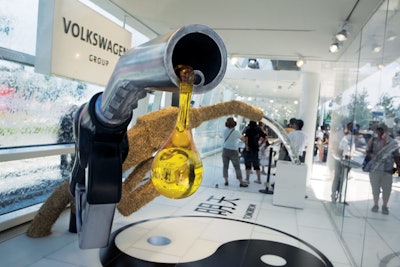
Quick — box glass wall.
[0,60,103,147]
[323,0,400,265]
[0,0,136,215]
[0,58,103,215]
[0,0,102,215]
[0,0,38,55]
[0,0,226,216]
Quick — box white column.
[299,72,320,183]
[163,92,173,108]
[129,93,151,127]
[151,91,163,112]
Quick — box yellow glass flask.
[151,65,203,199]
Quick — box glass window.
[0,0,152,218]
[0,155,64,215]
[0,0,38,55]
[322,0,400,265]
[0,59,103,147]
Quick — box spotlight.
[387,34,397,41]
[248,58,260,69]
[329,42,340,53]
[230,56,238,65]
[372,45,382,53]
[335,29,348,42]
[296,58,305,67]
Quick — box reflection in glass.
[322,0,400,265]
[0,155,67,215]
[0,60,102,147]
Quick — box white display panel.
[273,160,307,209]
[35,0,132,86]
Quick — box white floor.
[310,159,400,267]
[0,152,399,267]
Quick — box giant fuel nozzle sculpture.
[70,24,227,249]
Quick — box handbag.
[362,138,374,172]
[362,155,372,172]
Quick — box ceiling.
[89,0,393,104]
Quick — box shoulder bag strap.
[224,129,235,143]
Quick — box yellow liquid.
[151,140,203,199]
[151,65,203,199]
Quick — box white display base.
[272,160,307,209]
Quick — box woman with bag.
[366,126,400,215]
[221,117,248,187]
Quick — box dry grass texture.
[27,100,263,237]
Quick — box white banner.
[35,0,132,86]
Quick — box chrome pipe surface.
[96,24,227,126]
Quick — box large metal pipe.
[95,24,227,126]
[71,24,227,249]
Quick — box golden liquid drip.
[150,65,203,199]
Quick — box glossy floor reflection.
[1,152,399,266]
[310,159,400,267]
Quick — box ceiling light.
[387,34,397,41]
[335,29,348,42]
[248,58,260,69]
[372,45,382,53]
[296,58,305,67]
[329,42,340,53]
[230,57,238,65]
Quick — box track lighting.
[372,45,382,53]
[335,29,348,42]
[248,58,260,69]
[387,34,397,41]
[330,22,350,52]
[329,42,341,53]
[230,56,238,65]
[296,58,305,67]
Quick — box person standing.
[287,119,308,163]
[221,117,248,187]
[366,126,400,215]
[285,118,297,134]
[315,126,325,162]
[57,105,78,177]
[241,121,267,184]
[331,122,355,202]
[278,117,297,160]
[258,121,270,174]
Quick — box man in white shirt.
[287,119,308,163]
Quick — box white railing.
[0,144,75,162]
[0,143,74,231]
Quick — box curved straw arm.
[27,100,264,236]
